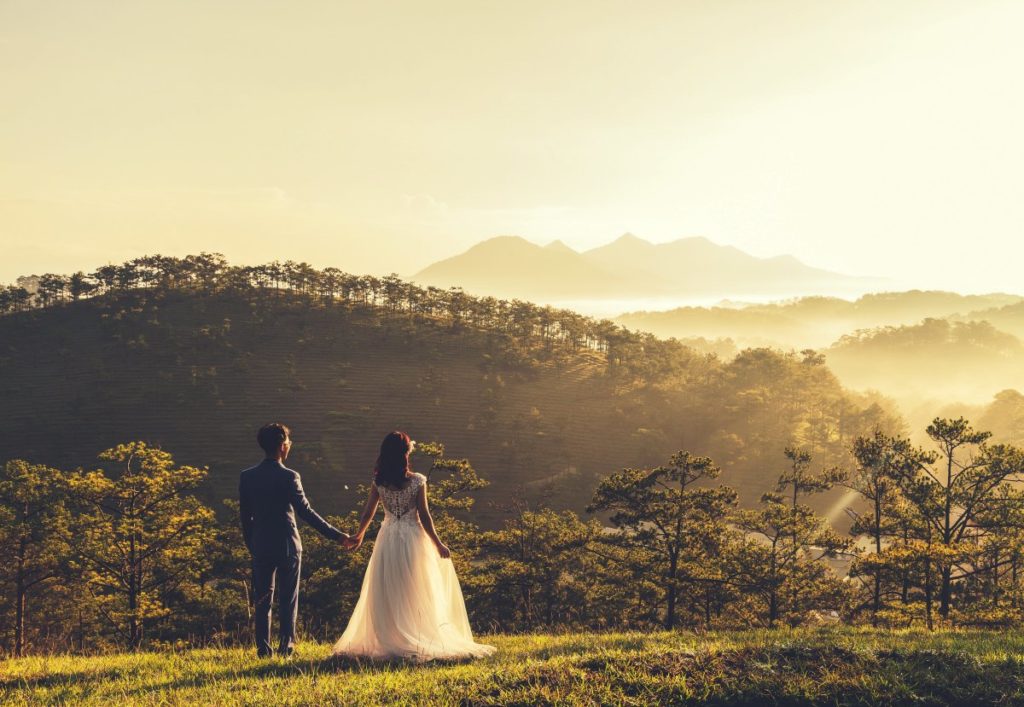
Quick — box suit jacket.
[239,458,343,559]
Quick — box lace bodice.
[376,473,426,524]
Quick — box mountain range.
[413,234,879,301]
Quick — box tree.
[171,498,253,645]
[589,451,738,629]
[0,286,32,314]
[846,419,1024,628]
[979,389,1024,446]
[70,442,215,649]
[35,274,68,308]
[917,418,994,619]
[733,449,851,627]
[0,460,72,656]
[478,506,601,630]
[68,272,98,301]
[845,431,935,625]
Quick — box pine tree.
[0,460,72,656]
[589,451,738,629]
[70,442,215,649]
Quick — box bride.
[333,431,495,661]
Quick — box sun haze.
[2,0,1022,292]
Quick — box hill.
[825,318,1024,407]
[0,258,902,522]
[413,234,874,302]
[954,300,1024,340]
[616,290,1024,350]
[4,630,1024,705]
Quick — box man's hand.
[340,534,361,551]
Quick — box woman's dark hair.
[257,422,290,456]
[374,431,412,489]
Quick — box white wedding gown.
[332,473,496,661]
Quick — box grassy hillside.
[5,630,1024,705]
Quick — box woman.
[332,431,495,661]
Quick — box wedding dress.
[332,472,495,660]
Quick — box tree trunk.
[1013,554,1019,609]
[665,551,678,630]
[872,575,882,628]
[665,584,677,630]
[939,565,952,620]
[924,555,934,631]
[872,495,882,626]
[769,537,781,628]
[940,451,953,622]
[993,548,1001,605]
[901,525,910,604]
[15,536,27,657]
[129,529,141,650]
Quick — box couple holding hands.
[239,423,494,661]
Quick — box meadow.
[5,629,1024,706]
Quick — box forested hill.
[615,291,1024,351]
[0,256,901,525]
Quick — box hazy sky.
[2,0,1023,292]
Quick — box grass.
[5,629,1024,706]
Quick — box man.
[239,422,352,658]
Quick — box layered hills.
[615,291,1024,425]
[616,291,1024,350]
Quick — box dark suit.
[239,458,343,656]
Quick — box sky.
[2,0,1023,293]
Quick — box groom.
[239,422,352,658]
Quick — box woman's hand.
[436,542,451,559]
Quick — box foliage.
[477,506,603,631]
[843,420,1024,631]
[7,413,1024,655]
[589,452,738,629]
[731,449,852,628]
[69,442,216,649]
[0,460,72,656]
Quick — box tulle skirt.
[332,515,496,661]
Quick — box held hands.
[339,533,362,551]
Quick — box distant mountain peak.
[585,233,656,257]
[545,239,578,254]
[472,235,534,249]
[613,232,649,245]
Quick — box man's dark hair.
[257,423,291,456]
